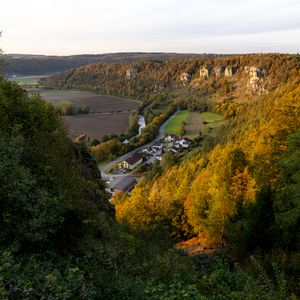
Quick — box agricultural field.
[28,88,140,113]
[164,110,189,135]
[8,75,48,86]
[27,88,140,139]
[63,112,132,139]
[185,112,203,138]
[200,112,224,137]
[164,110,224,139]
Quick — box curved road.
[99,110,179,180]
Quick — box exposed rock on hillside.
[199,66,212,78]
[126,68,138,79]
[180,72,191,82]
[245,66,267,93]
[224,66,238,76]
[214,66,225,77]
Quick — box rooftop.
[112,176,137,193]
[124,152,143,165]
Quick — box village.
[105,134,191,195]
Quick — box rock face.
[126,68,138,79]
[214,66,225,77]
[180,72,191,82]
[245,66,266,93]
[199,66,212,78]
[224,66,238,76]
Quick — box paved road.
[99,110,179,180]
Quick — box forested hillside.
[2,52,209,76]
[41,54,299,102]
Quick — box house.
[178,138,191,148]
[168,147,179,154]
[112,176,137,193]
[165,134,176,142]
[152,141,163,150]
[121,152,143,170]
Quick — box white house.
[121,152,143,170]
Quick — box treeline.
[2,52,212,76]
[57,102,90,116]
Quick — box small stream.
[138,115,146,135]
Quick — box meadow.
[8,75,48,86]
[164,110,189,135]
[200,112,224,137]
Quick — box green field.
[8,75,48,86]
[200,112,224,137]
[200,112,224,123]
[164,110,189,135]
[165,110,224,139]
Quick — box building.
[112,176,137,193]
[121,152,143,170]
[178,138,190,148]
[152,141,163,151]
[165,134,176,142]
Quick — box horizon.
[1,0,300,55]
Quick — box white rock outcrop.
[224,66,238,76]
[214,66,225,77]
[180,72,191,82]
[245,66,266,93]
[199,66,212,78]
[126,68,138,79]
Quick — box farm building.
[121,152,143,170]
[112,176,137,193]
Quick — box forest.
[2,52,209,76]
[0,54,300,299]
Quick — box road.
[99,110,179,180]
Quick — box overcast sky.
[1,0,300,55]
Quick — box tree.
[179,121,186,136]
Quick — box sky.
[1,0,300,55]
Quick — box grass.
[200,112,224,137]
[200,112,224,123]
[164,110,189,135]
[8,75,48,86]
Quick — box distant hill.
[41,53,300,101]
[1,52,216,76]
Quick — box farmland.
[164,110,224,139]
[63,112,132,139]
[164,110,189,135]
[27,88,140,139]
[200,112,224,137]
[28,88,140,113]
[185,112,203,138]
[8,75,48,86]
